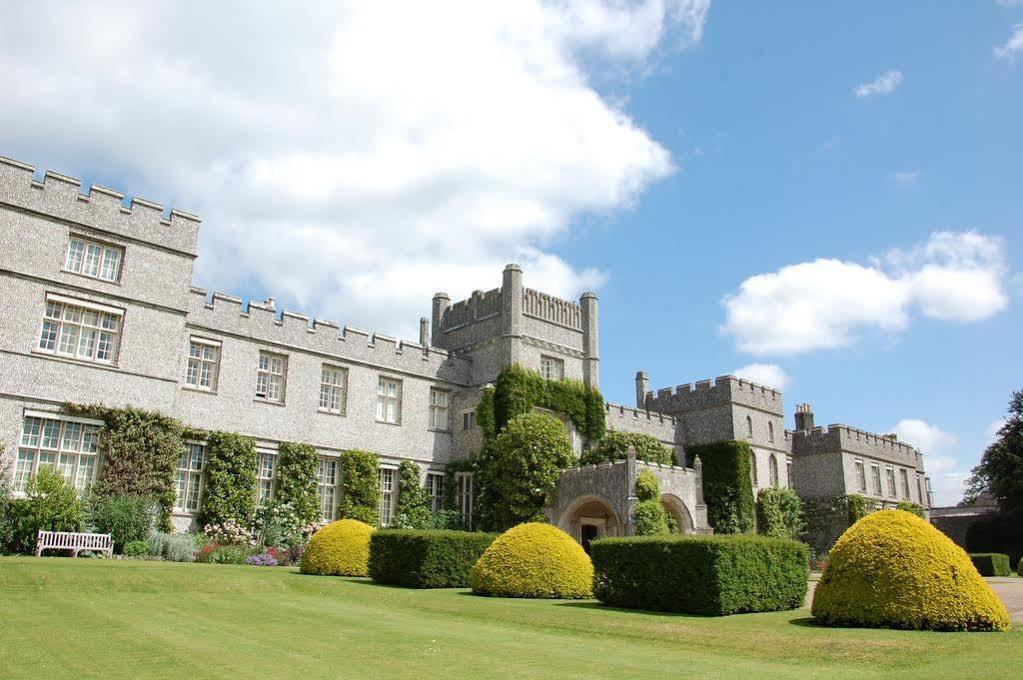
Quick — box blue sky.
[2,1,1019,503]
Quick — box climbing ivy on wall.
[275,442,320,525]
[198,431,258,527]
[65,403,182,532]
[756,487,805,540]
[392,459,434,529]
[685,440,756,534]
[579,431,673,466]
[337,450,380,526]
[633,470,670,535]
[485,364,605,443]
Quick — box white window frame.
[871,464,882,496]
[319,364,348,415]
[174,442,205,513]
[255,351,288,403]
[256,450,277,505]
[855,459,867,493]
[64,235,124,283]
[462,410,476,431]
[900,468,910,500]
[16,414,102,494]
[429,388,451,431]
[786,458,793,488]
[886,466,897,498]
[376,377,402,425]
[456,471,473,529]
[185,338,221,392]
[37,294,123,365]
[379,467,396,526]
[539,355,564,382]
[317,457,338,521]
[426,472,445,514]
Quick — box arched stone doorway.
[660,493,695,534]
[558,494,621,552]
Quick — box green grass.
[0,557,1019,679]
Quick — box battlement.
[438,287,501,330]
[0,156,201,255]
[187,288,471,382]
[604,402,679,426]
[522,287,582,330]
[791,422,923,468]
[644,374,783,415]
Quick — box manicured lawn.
[0,557,1019,679]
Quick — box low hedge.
[368,530,497,588]
[970,552,1012,577]
[591,534,809,615]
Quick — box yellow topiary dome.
[812,510,1010,631]
[299,519,374,577]
[470,522,593,599]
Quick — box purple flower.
[245,552,278,567]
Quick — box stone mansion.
[0,156,931,542]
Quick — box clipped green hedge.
[970,552,1012,577]
[338,450,379,526]
[368,529,497,588]
[580,431,673,466]
[198,431,257,527]
[592,534,809,615]
[686,440,756,534]
[275,442,320,525]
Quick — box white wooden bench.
[35,530,114,557]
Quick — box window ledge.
[181,385,218,396]
[30,349,120,371]
[375,420,402,427]
[428,428,452,434]
[60,268,123,287]
[253,397,286,407]
[317,408,347,417]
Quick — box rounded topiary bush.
[299,519,374,576]
[471,522,593,598]
[812,510,1010,631]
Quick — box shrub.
[592,534,808,615]
[124,539,150,557]
[369,530,497,588]
[148,532,196,562]
[476,413,573,531]
[251,500,303,550]
[895,501,925,518]
[196,543,255,564]
[757,488,805,540]
[390,460,433,530]
[470,522,593,598]
[86,494,155,553]
[203,519,255,547]
[686,440,755,534]
[275,442,320,525]
[12,467,83,552]
[845,494,875,524]
[67,404,183,531]
[812,510,1010,631]
[580,431,673,466]
[246,551,279,567]
[0,450,15,554]
[299,519,375,576]
[970,553,1012,577]
[337,451,380,526]
[633,470,669,536]
[198,431,257,527]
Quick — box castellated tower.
[430,264,599,389]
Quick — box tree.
[964,389,1023,513]
[477,412,573,531]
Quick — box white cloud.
[890,419,966,506]
[891,170,920,185]
[853,70,904,98]
[732,363,789,391]
[0,1,709,338]
[722,231,1010,355]
[994,23,1023,63]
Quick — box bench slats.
[36,530,114,557]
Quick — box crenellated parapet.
[791,423,923,468]
[438,287,501,331]
[0,156,201,255]
[186,288,472,383]
[522,287,582,330]
[645,374,783,416]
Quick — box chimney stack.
[794,403,814,430]
[419,317,430,349]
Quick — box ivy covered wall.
[685,440,756,535]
